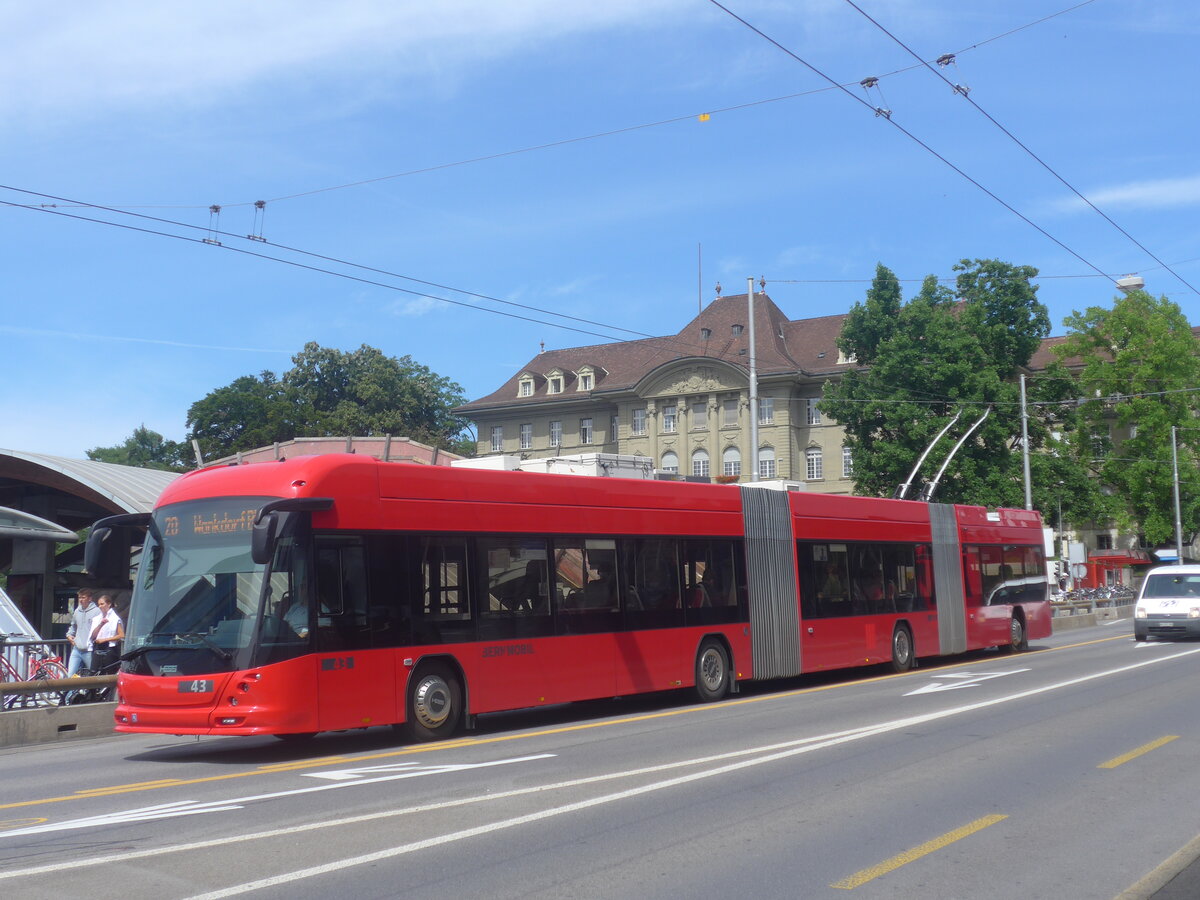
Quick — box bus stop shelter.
[0,448,178,637]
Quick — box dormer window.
[546,368,564,394]
[732,324,743,337]
[518,376,534,397]
[577,366,595,391]
[701,328,712,341]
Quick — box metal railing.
[1,636,113,709]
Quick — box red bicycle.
[0,634,68,709]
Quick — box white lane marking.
[182,647,1200,900]
[904,669,1031,695]
[4,645,1200,891]
[0,754,555,837]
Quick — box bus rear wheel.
[998,617,1027,654]
[694,639,730,702]
[406,663,463,742]
[891,624,914,673]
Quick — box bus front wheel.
[406,663,463,742]
[694,639,730,702]
[891,624,915,673]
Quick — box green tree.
[1054,290,1200,545]
[186,343,470,459]
[86,425,188,471]
[822,259,1078,511]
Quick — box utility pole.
[1020,374,1032,510]
[747,276,759,482]
[1172,426,1185,565]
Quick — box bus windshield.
[125,496,308,675]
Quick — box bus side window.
[313,537,370,652]
[622,538,683,630]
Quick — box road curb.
[0,703,118,748]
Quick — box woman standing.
[89,594,125,672]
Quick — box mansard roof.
[457,293,853,412]
[456,289,1115,415]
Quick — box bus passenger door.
[313,537,397,730]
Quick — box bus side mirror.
[251,513,279,565]
[84,524,133,581]
[84,525,112,576]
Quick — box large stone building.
[457,291,857,491]
[455,290,1189,586]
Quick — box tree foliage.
[1054,290,1200,545]
[186,343,470,460]
[821,259,1090,515]
[86,425,189,472]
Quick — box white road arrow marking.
[904,669,1030,696]
[0,753,555,838]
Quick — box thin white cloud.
[0,325,289,354]
[1,1,692,121]
[1049,174,1200,214]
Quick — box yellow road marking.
[0,632,1129,812]
[831,814,1008,889]
[1099,735,1179,769]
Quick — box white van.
[1133,565,1200,641]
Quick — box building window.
[805,447,823,480]
[578,372,593,391]
[807,398,822,426]
[722,399,738,427]
[550,420,562,447]
[692,449,710,478]
[691,401,708,430]
[610,414,620,442]
[518,378,533,397]
[662,404,677,433]
[580,418,593,444]
[732,324,743,336]
[701,328,712,341]
[723,447,741,478]
[661,450,679,474]
[632,407,647,435]
[758,447,776,479]
[490,426,503,453]
[842,445,854,478]
[548,376,563,394]
[758,397,774,425]
[519,423,532,450]
[1096,533,1113,550]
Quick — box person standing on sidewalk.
[89,594,125,673]
[64,588,101,677]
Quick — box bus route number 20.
[482,643,534,659]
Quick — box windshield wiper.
[177,633,235,662]
[127,632,234,662]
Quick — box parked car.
[1133,565,1200,641]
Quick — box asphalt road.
[2,617,1198,899]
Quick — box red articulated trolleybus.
[86,454,1051,741]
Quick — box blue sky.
[3,0,1198,459]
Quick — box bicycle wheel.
[31,661,67,707]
